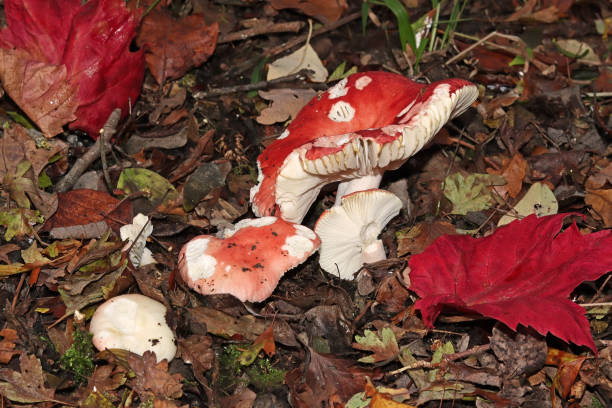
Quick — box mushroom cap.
[178,216,320,302]
[250,71,478,223]
[89,294,176,362]
[315,189,402,280]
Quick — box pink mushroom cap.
[250,71,478,223]
[178,217,320,302]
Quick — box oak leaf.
[409,213,612,353]
[0,353,58,403]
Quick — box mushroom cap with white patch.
[250,71,478,223]
[178,217,320,302]
[89,294,177,362]
[315,189,402,280]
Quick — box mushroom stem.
[362,239,386,263]
[335,174,383,206]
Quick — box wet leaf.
[396,220,457,256]
[365,381,417,408]
[183,161,229,212]
[286,343,376,407]
[552,355,586,401]
[0,329,19,364]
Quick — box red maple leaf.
[409,214,612,353]
[0,0,144,139]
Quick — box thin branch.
[218,21,304,44]
[55,109,122,193]
[193,69,318,99]
[231,11,361,76]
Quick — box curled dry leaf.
[0,0,145,138]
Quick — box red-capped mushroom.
[250,71,478,223]
[178,217,320,302]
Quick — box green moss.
[59,324,95,384]
[217,344,249,391]
[231,163,257,182]
[246,358,285,391]
[217,344,286,393]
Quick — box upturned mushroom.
[178,217,320,302]
[89,294,177,362]
[315,189,402,280]
[250,71,478,223]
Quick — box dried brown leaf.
[128,351,183,401]
[137,9,218,84]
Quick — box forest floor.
[0,0,611,407]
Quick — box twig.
[100,109,121,193]
[231,11,361,76]
[445,31,499,66]
[588,273,612,303]
[193,69,318,99]
[389,344,491,375]
[10,273,26,313]
[55,109,122,193]
[265,12,360,58]
[580,302,612,307]
[219,21,304,44]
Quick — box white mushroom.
[315,189,402,280]
[89,294,176,362]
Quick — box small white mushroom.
[120,213,156,267]
[315,189,402,280]
[89,294,176,362]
